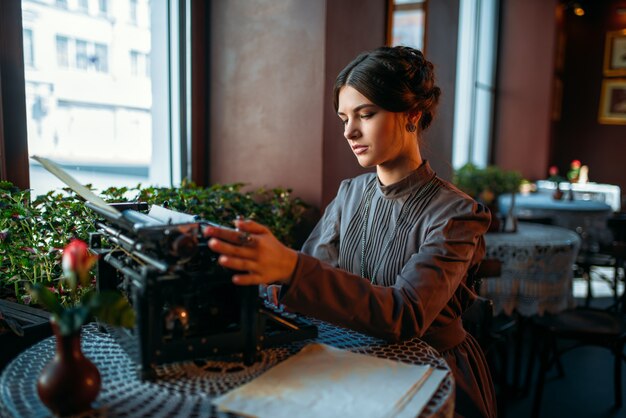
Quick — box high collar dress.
[280,161,496,418]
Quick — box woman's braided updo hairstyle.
[333,46,441,131]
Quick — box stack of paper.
[213,343,448,418]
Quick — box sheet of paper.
[31,155,120,219]
[213,343,447,418]
[392,368,449,418]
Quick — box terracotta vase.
[37,320,101,416]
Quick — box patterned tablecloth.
[498,193,612,252]
[482,223,582,316]
[0,321,454,418]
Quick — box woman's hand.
[203,219,298,286]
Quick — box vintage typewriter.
[87,201,318,378]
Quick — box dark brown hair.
[333,46,441,131]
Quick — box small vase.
[37,319,101,416]
[552,183,564,200]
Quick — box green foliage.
[0,181,308,304]
[453,163,524,204]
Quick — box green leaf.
[84,290,135,329]
[29,284,63,316]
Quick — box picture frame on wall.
[603,29,626,76]
[598,79,626,125]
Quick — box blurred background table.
[0,321,454,418]
[535,180,621,212]
[482,223,582,317]
[498,193,612,252]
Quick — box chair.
[463,259,514,418]
[574,213,626,308]
[462,258,503,349]
[528,240,626,418]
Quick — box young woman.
[205,46,496,418]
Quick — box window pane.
[130,50,139,76]
[78,0,89,13]
[75,39,88,69]
[22,0,168,196]
[56,35,69,67]
[94,43,108,72]
[130,0,138,24]
[23,29,34,67]
[391,8,425,51]
[98,0,108,16]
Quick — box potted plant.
[453,163,523,232]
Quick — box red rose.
[549,166,558,176]
[571,160,581,169]
[62,239,98,288]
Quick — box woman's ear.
[410,111,422,127]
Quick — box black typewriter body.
[88,202,317,379]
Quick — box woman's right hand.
[203,218,298,287]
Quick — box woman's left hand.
[203,219,298,286]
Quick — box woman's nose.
[344,120,359,139]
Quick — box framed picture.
[598,79,626,125]
[603,29,626,76]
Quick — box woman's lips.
[352,145,368,155]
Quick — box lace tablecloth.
[0,321,454,418]
[482,223,581,316]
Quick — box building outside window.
[22,0,180,195]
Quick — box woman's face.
[337,86,420,176]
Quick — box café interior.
[1,0,626,417]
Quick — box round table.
[0,322,454,418]
[482,223,582,317]
[498,193,612,252]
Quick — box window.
[56,35,69,68]
[77,0,89,13]
[56,0,68,9]
[23,29,34,67]
[94,43,108,72]
[75,40,89,70]
[130,50,149,77]
[98,0,108,16]
[130,50,139,75]
[129,0,138,24]
[21,0,189,196]
[452,0,500,169]
[389,0,426,51]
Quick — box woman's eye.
[340,119,348,126]
[360,113,374,119]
